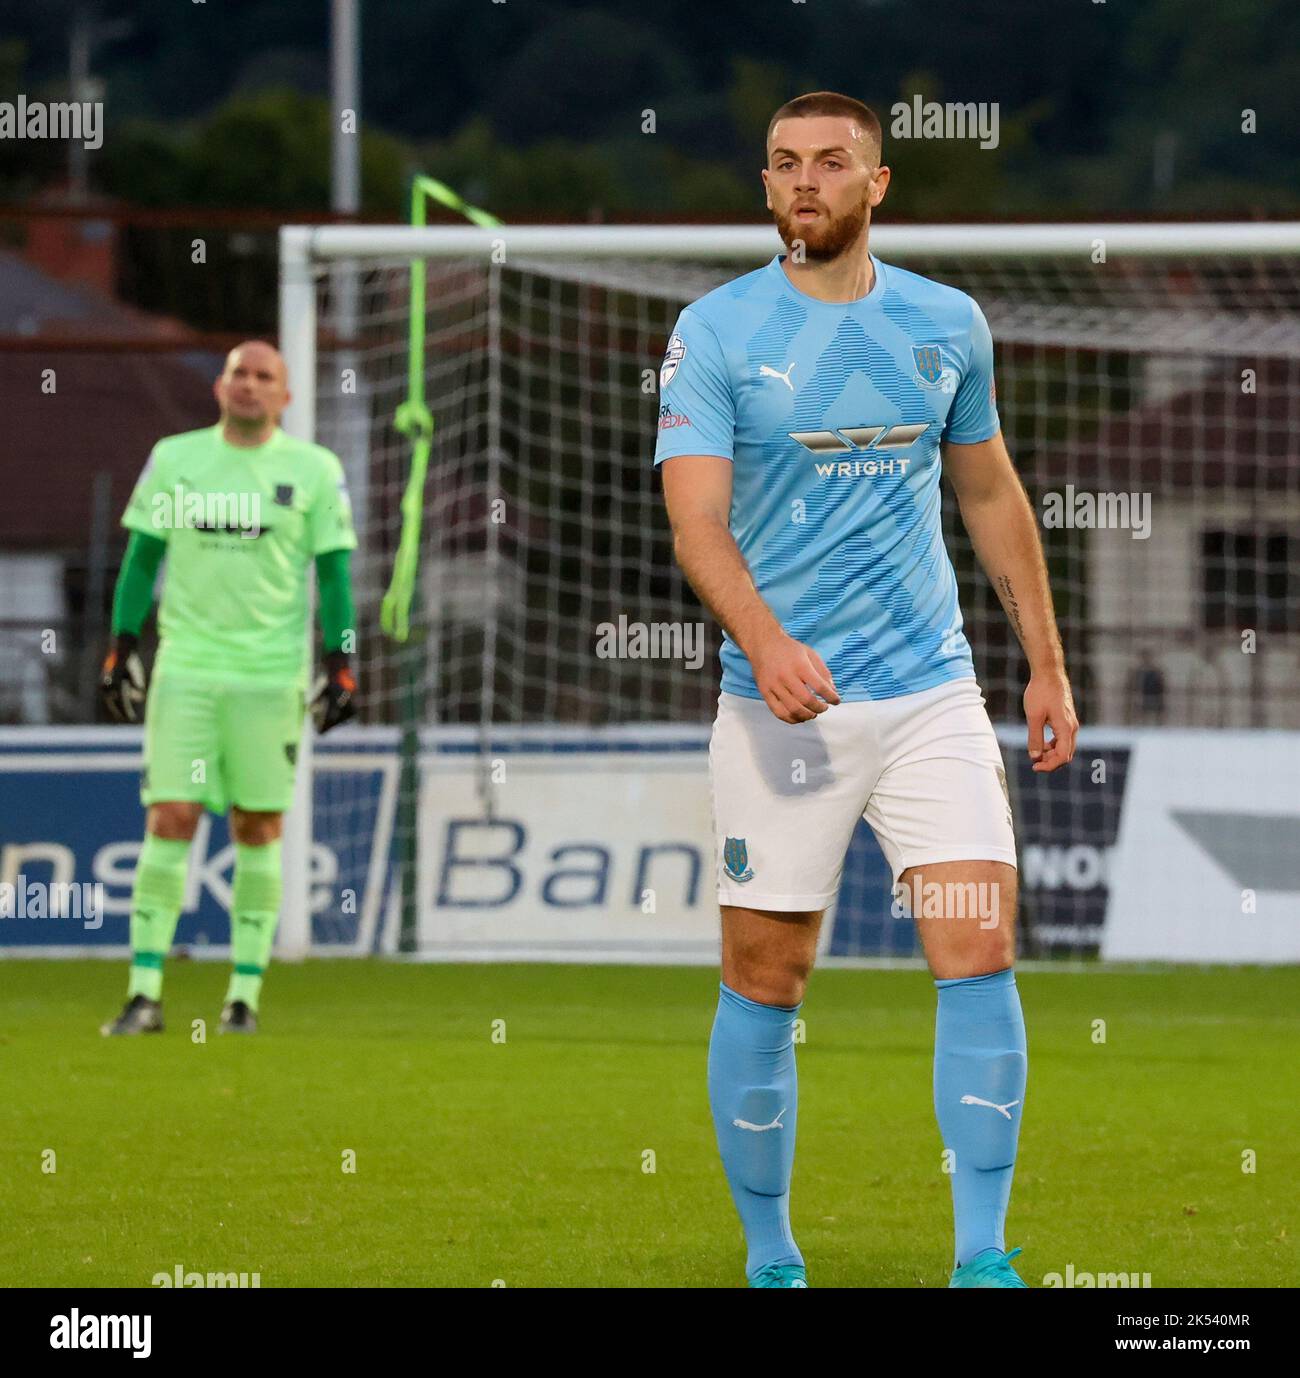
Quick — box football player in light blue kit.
[656,92,1078,1287]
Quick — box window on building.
[1200,529,1297,633]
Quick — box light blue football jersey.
[654,252,1001,701]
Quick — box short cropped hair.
[766,91,882,163]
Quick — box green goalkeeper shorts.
[141,668,306,814]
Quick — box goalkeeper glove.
[311,650,357,735]
[99,633,147,724]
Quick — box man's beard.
[225,405,273,434]
[773,195,870,262]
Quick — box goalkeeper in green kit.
[98,341,358,1036]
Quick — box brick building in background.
[0,218,221,722]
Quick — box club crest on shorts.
[722,836,754,883]
[995,761,1013,827]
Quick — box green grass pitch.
[1,960,1295,1287]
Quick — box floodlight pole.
[331,0,361,217]
[277,0,368,962]
[278,228,317,962]
[330,0,368,538]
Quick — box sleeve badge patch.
[660,332,687,389]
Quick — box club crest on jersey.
[660,332,686,389]
[722,837,755,883]
[274,484,295,506]
[913,344,944,385]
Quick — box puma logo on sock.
[959,1094,1021,1120]
[732,1109,786,1132]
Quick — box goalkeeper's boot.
[219,1000,258,1035]
[748,1263,808,1288]
[948,1246,1027,1288]
[100,994,164,1037]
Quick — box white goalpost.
[276,222,1300,963]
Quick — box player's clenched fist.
[99,633,147,724]
[748,629,841,723]
[1023,670,1078,773]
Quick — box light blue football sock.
[708,982,803,1278]
[933,967,1028,1268]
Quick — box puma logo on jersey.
[733,1109,786,1133]
[759,361,797,392]
[960,1094,1021,1120]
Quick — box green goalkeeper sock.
[225,840,282,1012]
[127,834,192,1001]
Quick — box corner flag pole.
[381,178,500,953]
[379,177,502,642]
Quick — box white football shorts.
[708,676,1017,910]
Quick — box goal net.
[278,223,1300,962]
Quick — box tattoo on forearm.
[997,574,1025,641]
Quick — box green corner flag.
[380,177,502,642]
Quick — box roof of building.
[1026,355,1297,496]
[0,246,224,550]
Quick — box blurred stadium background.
[2,0,1296,967]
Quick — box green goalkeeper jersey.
[121,424,357,683]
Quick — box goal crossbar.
[284,221,1300,265]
